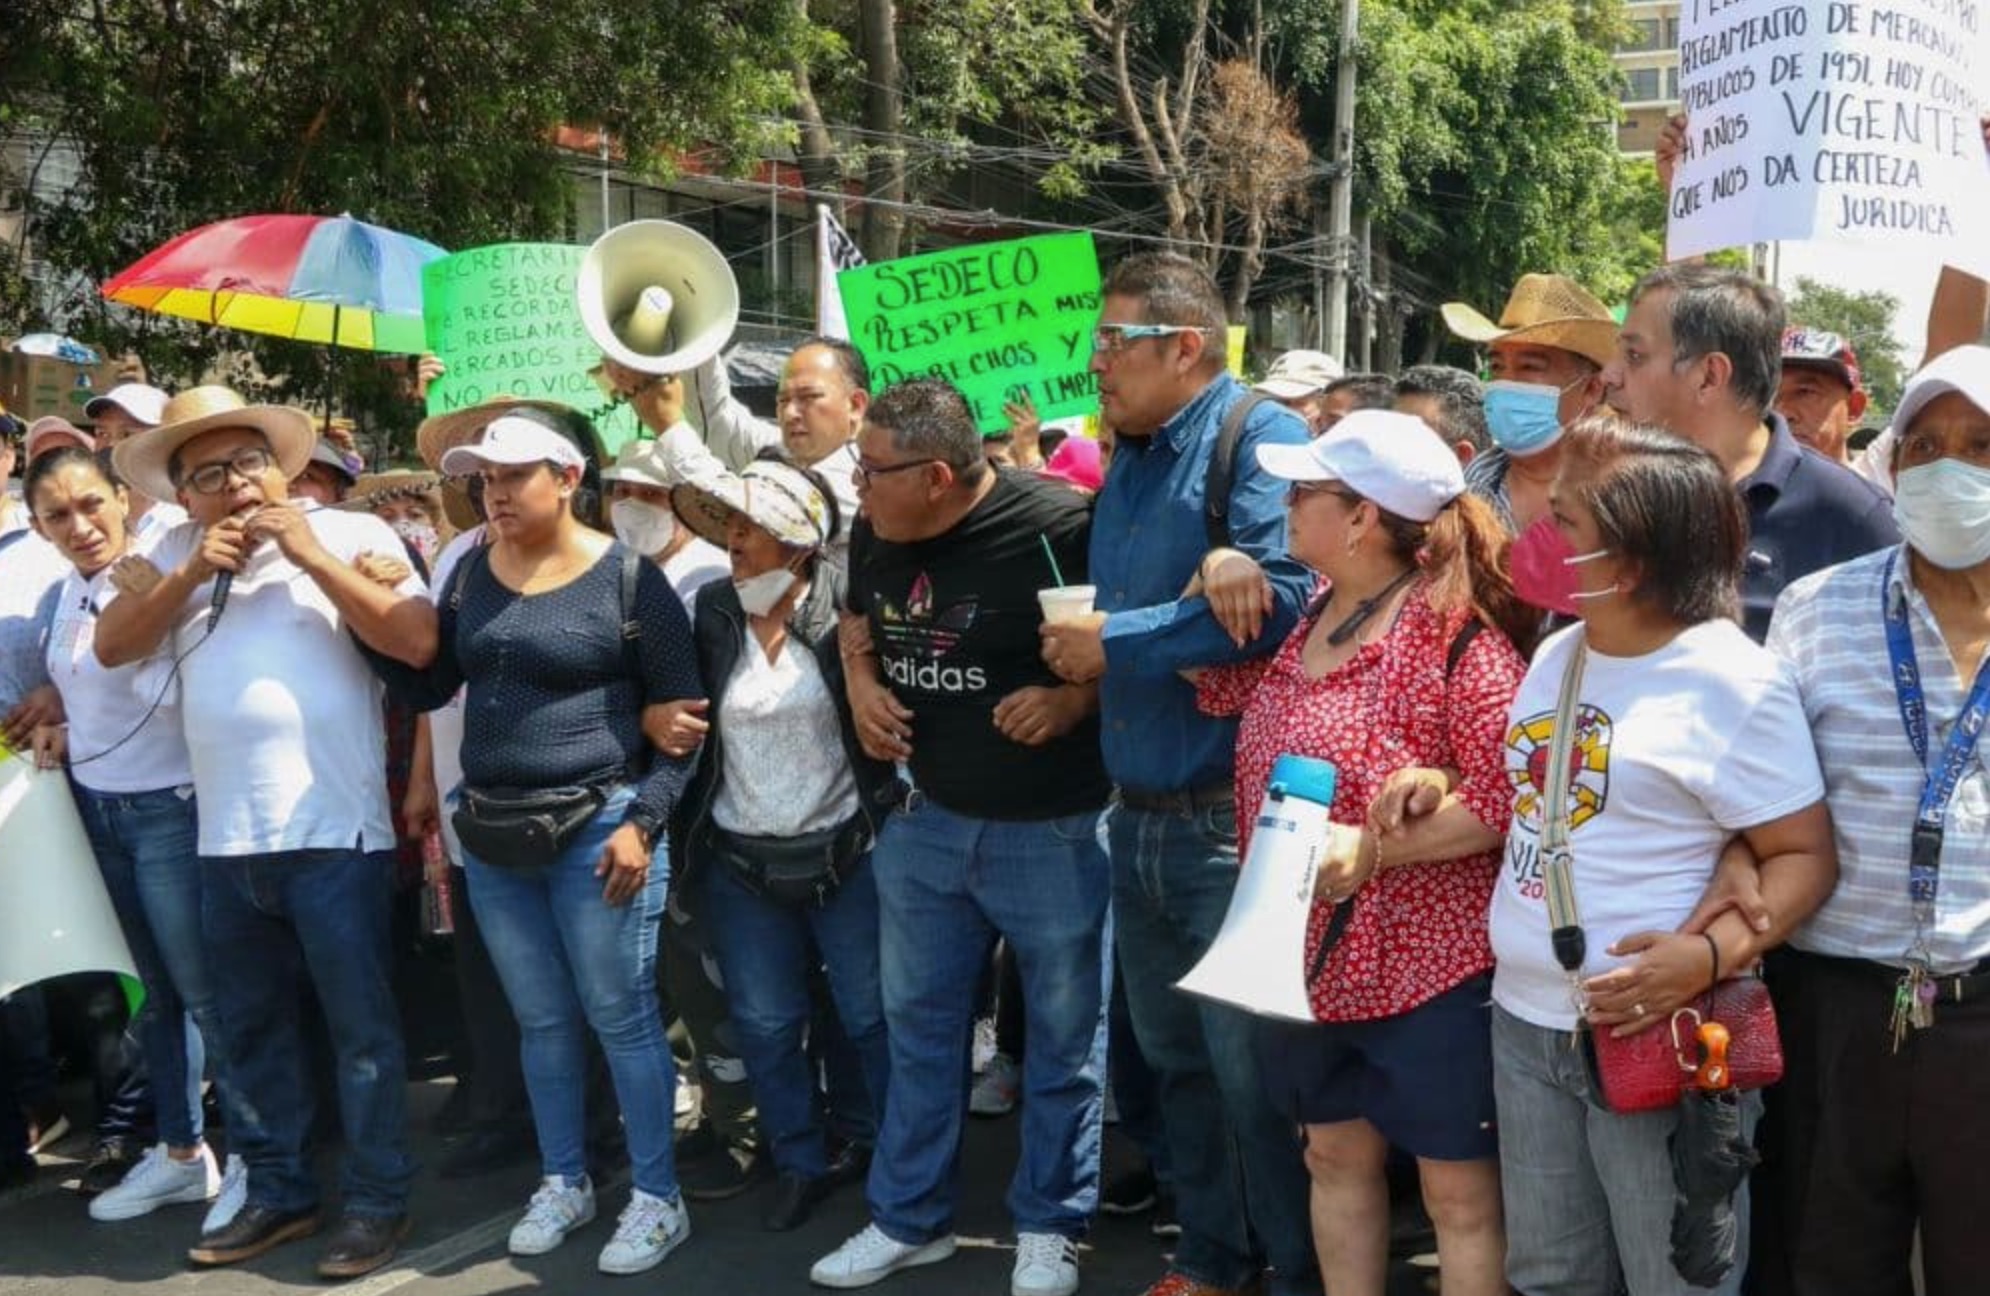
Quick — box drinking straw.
[1039,534,1066,588]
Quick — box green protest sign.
[422,243,638,451]
[837,232,1101,433]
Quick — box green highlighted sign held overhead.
[838,232,1102,433]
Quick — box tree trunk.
[789,0,844,210]
[857,0,905,261]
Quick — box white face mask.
[1894,457,1990,571]
[734,565,798,617]
[610,498,678,556]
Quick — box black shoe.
[188,1204,322,1266]
[316,1212,411,1279]
[1150,1190,1181,1238]
[679,1147,767,1201]
[1100,1165,1158,1216]
[822,1137,871,1191]
[762,1169,826,1232]
[77,1135,143,1197]
[674,1121,719,1164]
[439,1126,534,1180]
[429,1084,476,1138]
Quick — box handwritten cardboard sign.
[837,232,1102,433]
[422,243,638,450]
[1666,0,1990,276]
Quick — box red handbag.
[1585,975,1784,1114]
[1540,637,1785,1115]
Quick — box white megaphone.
[1175,754,1339,1022]
[0,753,137,999]
[577,220,741,375]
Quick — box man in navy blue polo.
[1605,263,1897,642]
[1040,252,1319,1296]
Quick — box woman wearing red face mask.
[1485,417,1837,1296]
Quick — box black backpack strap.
[443,542,489,613]
[1445,619,1484,677]
[1204,391,1273,550]
[619,547,643,677]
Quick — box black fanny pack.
[453,785,607,872]
[709,815,869,907]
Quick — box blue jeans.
[75,785,222,1150]
[202,845,411,1216]
[1493,1006,1760,1296]
[703,852,888,1177]
[868,798,1111,1243]
[465,788,677,1199]
[1110,802,1319,1296]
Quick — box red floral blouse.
[1197,582,1524,1023]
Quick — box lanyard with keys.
[1881,551,1990,1047]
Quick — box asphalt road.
[0,1079,1437,1295]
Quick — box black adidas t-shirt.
[849,471,1110,821]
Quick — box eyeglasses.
[1091,324,1215,356]
[1285,482,1361,507]
[182,447,274,495]
[852,457,939,486]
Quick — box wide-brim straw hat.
[670,459,833,551]
[112,385,315,502]
[1441,273,1620,369]
[415,397,573,471]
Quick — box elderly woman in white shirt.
[668,455,902,1234]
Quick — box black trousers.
[1770,949,1990,1296]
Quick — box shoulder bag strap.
[1541,635,1590,976]
[1204,391,1271,550]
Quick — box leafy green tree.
[1784,275,1907,425]
[0,1,800,448]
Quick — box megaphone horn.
[578,220,741,376]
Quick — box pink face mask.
[1509,515,1614,616]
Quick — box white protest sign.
[0,752,137,999]
[1666,0,1990,277]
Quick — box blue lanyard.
[1881,551,1990,913]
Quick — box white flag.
[816,204,866,339]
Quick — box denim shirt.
[1092,373,1314,795]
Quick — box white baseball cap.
[84,382,169,427]
[439,413,588,476]
[1255,409,1464,523]
[1254,349,1346,400]
[1890,344,1990,438]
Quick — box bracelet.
[1704,931,1721,986]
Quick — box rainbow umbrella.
[101,213,445,354]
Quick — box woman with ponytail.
[1189,410,1528,1296]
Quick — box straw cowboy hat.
[1440,273,1620,369]
[112,385,315,502]
[414,396,573,471]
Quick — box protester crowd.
[0,118,1987,1296]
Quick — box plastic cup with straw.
[1036,533,1096,623]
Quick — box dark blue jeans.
[75,784,226,1150]
[1110,801,1319,1296]
[868,799,1111,1243]
[202,846,412,1217]
[703,853,888,1178]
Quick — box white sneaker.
[970,1053,1021,1117]
[810,1222,958,1289]
[1011,1232,1080,1296]
[597,1188,689,1275]
[88,1143,218,1222]
[508,1175,596,1256]
[202,1154,248,1234]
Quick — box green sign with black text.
[837,232,1102,433]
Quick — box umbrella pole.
[326,304,339,447]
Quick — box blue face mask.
[1483,380,1570,456]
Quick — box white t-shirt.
[136,507,426,856]
[46,564,194,794]
[660,537,728,608]
[1488,621,1825,1030]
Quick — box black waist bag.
[710,816,869,907]
[454,785,606,872]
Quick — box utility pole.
[1312,199,1328,348]
[1324,0,1360,362]
[1356,214,1373,371]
